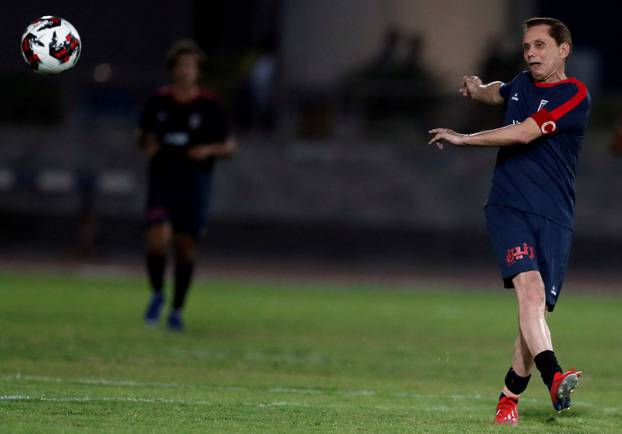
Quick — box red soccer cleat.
[550,369,582,412]
[494,395,519,425]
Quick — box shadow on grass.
[522,406,586,427]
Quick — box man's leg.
[502,330,533,400]
[146,223,172,293]
[494,277,549,425]
[513,271,552,355]
[168,233,198,331]
[513,270,582,412]
[495,329,533,425]
[144,223,171,323]
[513,270,562,389]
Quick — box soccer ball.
[20,16,81,74]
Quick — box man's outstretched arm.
[460,76,505,106]
[428,117,542,149]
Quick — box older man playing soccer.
[428,17,591,425]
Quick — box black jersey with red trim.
[486,71,591,228]
[140,87,230,173]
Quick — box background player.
[138,40,237,331]
[428,17,590,425]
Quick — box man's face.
[172,53,201,86]
[522,24,569,82]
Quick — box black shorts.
[485,205,573,311]
[145,170,212,238]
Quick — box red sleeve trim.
[550,78,588,120]
[529,78,588,135]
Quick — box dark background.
[1,0,620,275]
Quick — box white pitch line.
[0,394,482,412]
[4,374,207,390]
[0,395,210,405]
[3,374,376,397]
[3,374,618,412]
[0,395,316,409]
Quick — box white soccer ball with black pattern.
[20,16,81,74]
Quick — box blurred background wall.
[1,0,620,269]
[282,0,512,88]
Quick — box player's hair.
[166,39,207,74]
[523,17,573,54]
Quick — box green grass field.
[0,270,620,433]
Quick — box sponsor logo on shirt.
[537,99,549,111]
[511,93,519,101]
[162,132,189,146]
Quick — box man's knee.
[513,271,546,308]
[146,224,171,254]
[174,234,197,263]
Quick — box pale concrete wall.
[281,0,512,89]
[281,0,392,87]
[392,0,509,85]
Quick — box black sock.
[534,350,562,389]
[146,253,166,295]
[503,367,531,398]
[501,367,531,401]
[173,261,194,309]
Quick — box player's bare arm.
[187,138,238,161]
[460,76,505,106]
[428,117,542,149]
[138,130,160,158]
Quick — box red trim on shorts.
[146,207,169,223]
[156,86,173,96]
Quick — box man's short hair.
[523,17,573,54]
[166,39,207,73]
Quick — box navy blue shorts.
[145,170,212,239]
[485,205,573,311]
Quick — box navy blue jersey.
[140,87,230,173]
[486,71,590,228]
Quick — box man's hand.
[460,76,504,105]
[428,118,542,149]
[187,145,212,161]
[139,132,160,158]
[459,76,483,99]
[188,139,238,161]
[428,128,467,150]
[144,142,159,158]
